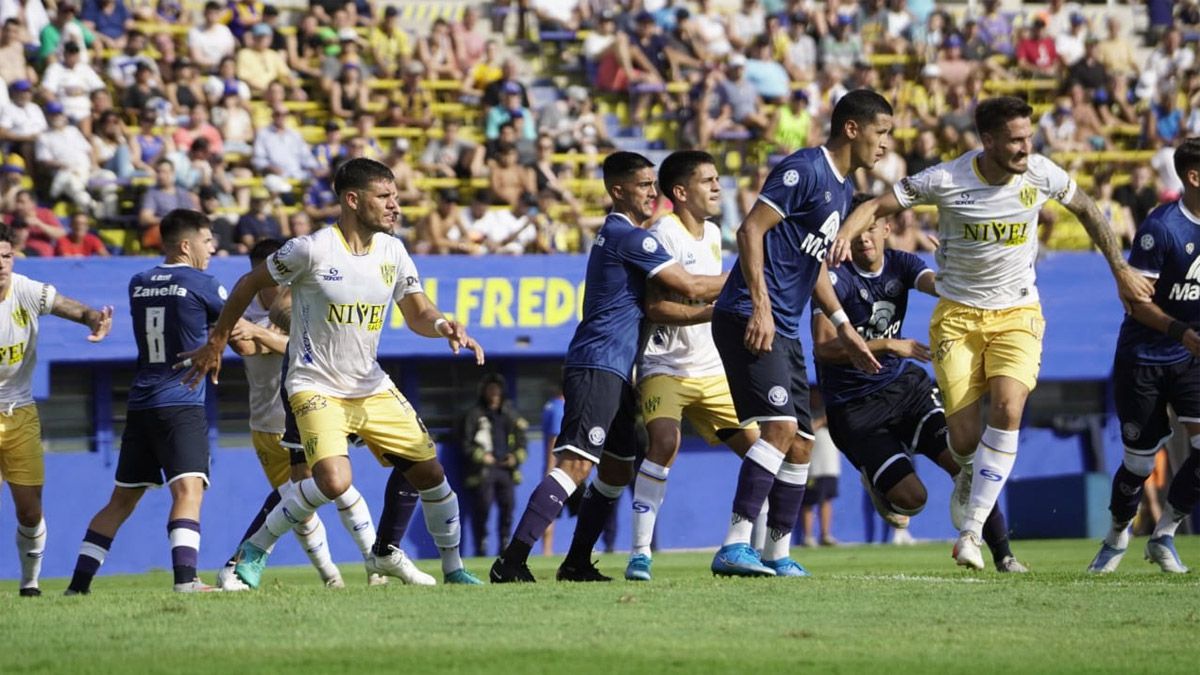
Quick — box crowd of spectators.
[0,0,1197,258]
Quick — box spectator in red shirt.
[2,190,65,257]
[1016,19,1059,77]
[55,212,110,257]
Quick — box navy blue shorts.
[802,475,840,506]
[1113,356,1200,451]
[711,309,813,438]
[115,406,210,488]
[555,367,640,463]
[825,364,946,488]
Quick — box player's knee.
[403,459,446,491]
[786,435,813,463]
[1122,448,1157,477]
[886,480,927,515]
[989,397,1026,429]
[15,503,42,527]
[555,453,595,484]
[597,455,634,487]
[759,420,797,451]
[313,471,351,500]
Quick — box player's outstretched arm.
[179,263,277,387]
[229,318,288,356]
[827,192,905,267]
[397,291,486,365]
[811,312,930,364]
[914,269,938,297]
[738,201,783,354]
[268,287,293,333]
[1127,283,1200,356]
[50,295,113,342]
[651,264,727,303]
[812,266,881,373]
[1063,189,1155,312]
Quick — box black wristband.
[1167,320,1189,341]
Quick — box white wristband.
[829,309,849,327]
[434,318,449,335]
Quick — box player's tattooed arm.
[827,191,905,267]
[397,291,486,365]
[268,287,292,333]
[1064,189,1154,311]
[1127,286,1200,356]
[50,294,113,342]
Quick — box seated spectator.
[139,158,199,249]
[387,138,423,205]
[531,134,580,212]
[303,171,339,227]
[1065,83,1108,148]
[36,102,114,214]
[1016,19,1059,78]
[419,18,462,80]
[287,210,315,238]
[1069,37,1109,95]
[0,19,35,86]
[686,0,732,61]
[41,41,105,128]
[54,212,109,257]
[228,0,265,43]
[313,121,345,175]
[203,56,252,105]
[369,5,413,77]
[237,23,301,97]
[768,90,815,154]
[320,28,366,94]
[252,106,319,181]
[386,60,434,128]
[211,93,253,156]
[329,64,369,119]
[488,142,536,207]
[715,55,770,136]
[3,190,66,257]
[0,154,24,212]
[728,0,765,51]
[188,1,237,72]
[0,81,48,150]
[415,188,484,255]
[37,3,95,68]
[1056,13,1088,68]
[167,58,206,111]
[975,0,1012,57]
[744,38,790,103]
[1114,165,1160,228]
[529,0,582,33]
[784,12,817,83]
[80,0,131,50]
[107,29,157,90]
[351,113,383,160]
[120,62,166,114]
[234,188,284,253]
[1096,15,1138,80]
[131,109,175,173]
[421,119,484,178]
[287,11,334,81]
[820,15,862,73]
[1145,87,1184,148]
[462,39,504,103]
[452,7,487,72]
[485,82,537,141]
[482,59,529,110]
[936,34,974,88]
[91,109,139,183]
[1139,27,1194,101]
[905,128,941,175]
[477,192,538,254]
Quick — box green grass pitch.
[1,538,1197,674]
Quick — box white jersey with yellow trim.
[266,226,422,399]
[242,292,285,433]
[640,213,726,379]
[0,274,56,407]
[893,150,1076,310]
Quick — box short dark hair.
[830,89,894,140]
[974,96,1033,137]
[658,150,716,199]
[602,151,654,189]
[249,238,284,264]
[160,209,210,249]
[1173,137,1200,184]
[333,157,394,196]
[0,223,14,246]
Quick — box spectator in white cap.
[40,41,105,128]
[237,22,300,97]
[716,54,769,135]
[0,80,49,146]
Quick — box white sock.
[1152,505,1190,539]
[334,486,377,558]
[16,518,46,589]
[964,427,1018,537]
[251,478,332,552]
[751,504,769,552]
[763,462,809,562]
[293,515,341,583]
[1104,520,1132,549]
[631,461,669,557]
[950,444,975,470]
[419,479,463,574]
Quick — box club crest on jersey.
[767,386,789,407]
[783,170,800,186]
[642,237,659,254]
[884,279,902,297]
[588,426,607,446]
[1187,242,1195,255]
[1019,186,1037,208]
[380,263,397,286]
[824,191,832,203]
[11,307,29,328]
[1140,234,1154,251]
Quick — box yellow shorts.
[251,430,290,489]
[930,299,1044,416]
[289,388,436,468]
[0,405,44,487]
[639,374,748,445]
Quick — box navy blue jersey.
[1116,201,1200,365]
[563,212,676,382]
[816,250,932,406]
[127,263,226,409]
[715,146,855,338]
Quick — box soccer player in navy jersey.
[65,210,269,594]
[1089,138,1200,574]
[490,151,728,583]
[708,90,889,577]
[813,195,1027,572]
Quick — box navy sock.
[765,479,805,538]
[1166,452,1200,516]
[504,473,571,565]
[1109,465,1146,525]
[373,466,420,556]
[981,505,1012,563]
[732,458,776,521]
[168,519,201,585]
[69,529,113,593]
[565,483,619,566]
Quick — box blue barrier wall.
[0,252,1131,580]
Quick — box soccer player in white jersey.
[625,151,760,581]
[0,224,112,596]
[836,97,1154,569]
[183,158,485,587]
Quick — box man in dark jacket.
[462,373,528,556]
